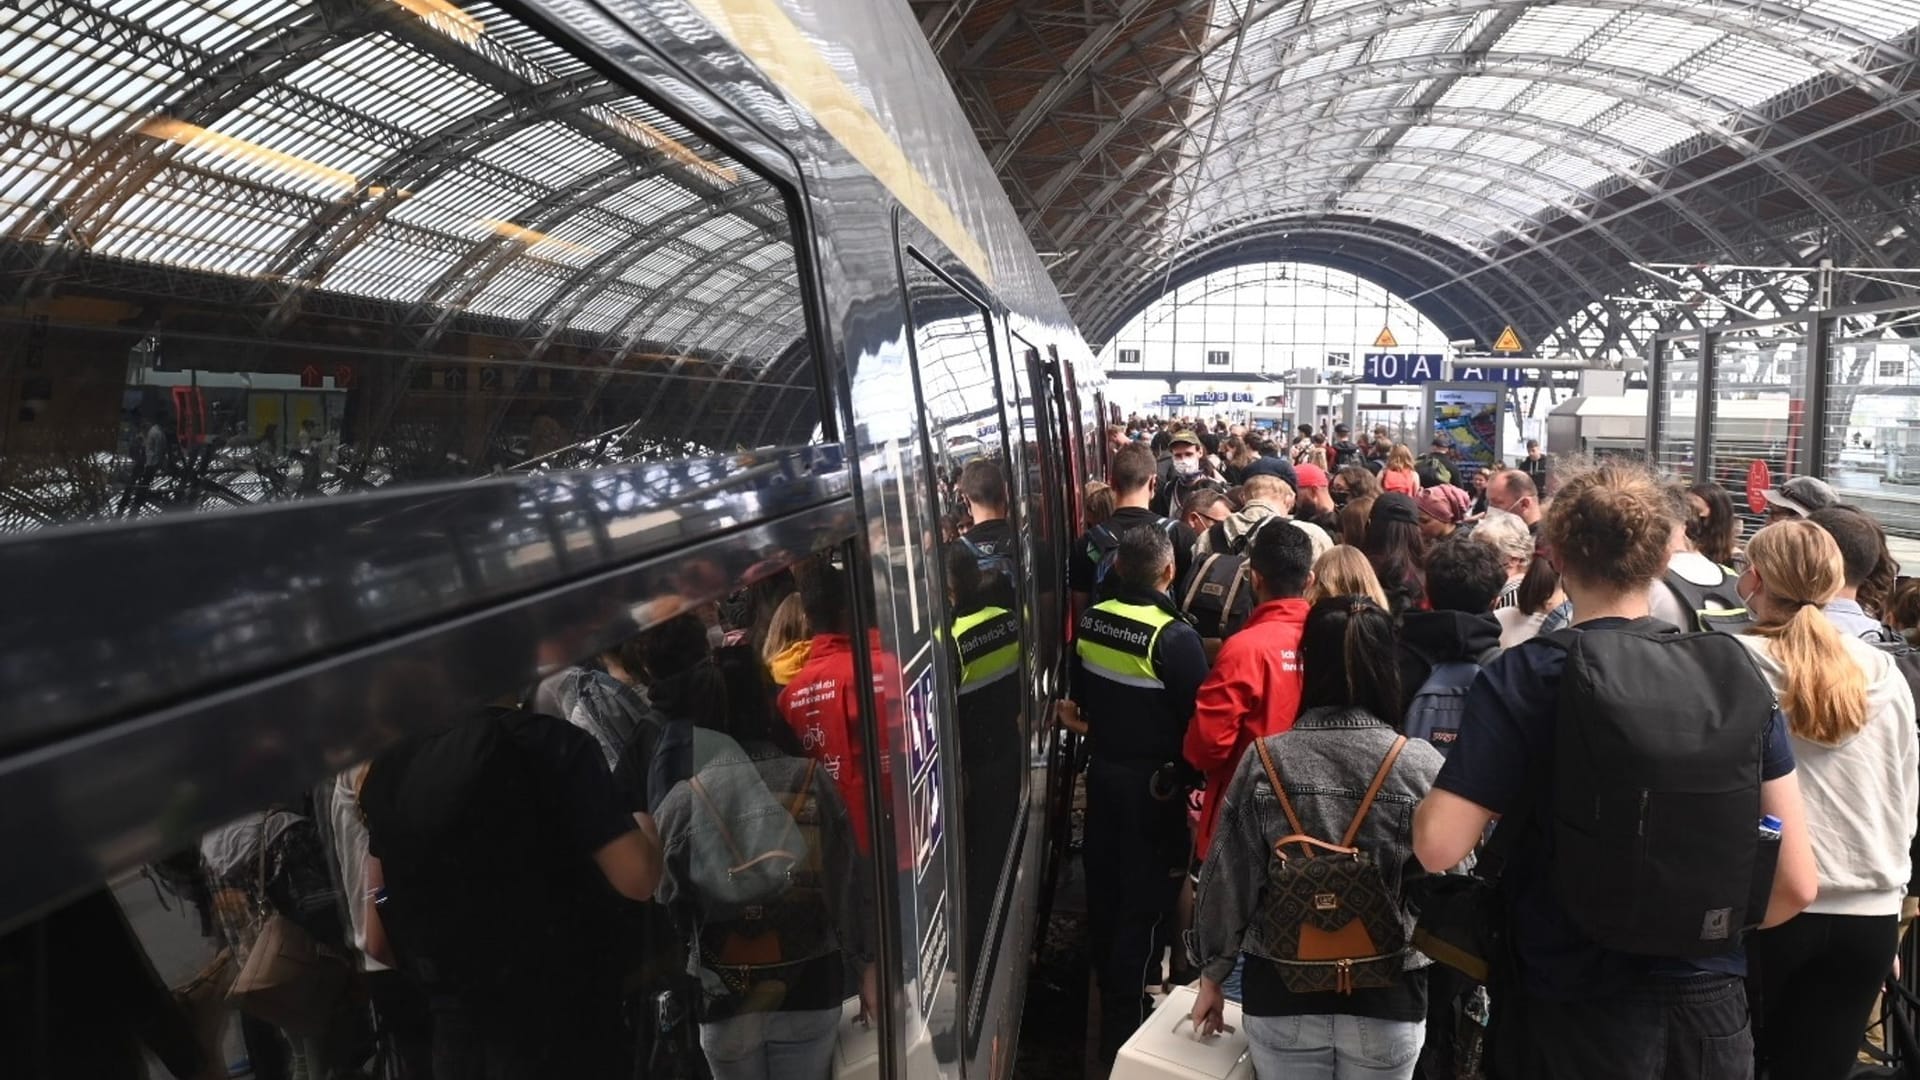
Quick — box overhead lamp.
[138,118,390,196]
[479,218,595,256]
[600,111,738,186]
[388,0,485,45]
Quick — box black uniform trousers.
[1085,756,1190,1068]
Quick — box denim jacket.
[1188,706,1446,983]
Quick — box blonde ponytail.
[1746,520,1869,744]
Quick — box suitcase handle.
[1172,1015,1236,1038]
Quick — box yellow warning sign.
[1492,325,1524,352]
[1372,326,1399,349]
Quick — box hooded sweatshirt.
[1737,632,1919,916]
[768,639,813,686]
[1394,609,1503,716]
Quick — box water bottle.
[1758,814,1784,841]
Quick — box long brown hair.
[1746,520,1868,744]
[1307,545,1389,609]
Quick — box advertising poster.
[1427,384,1504,479]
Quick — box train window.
[900,252,1027,1006]
[0,0,819,536]
[6,548,883,1079]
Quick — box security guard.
[1071,522,1210,1069]
[947,545,1023,970]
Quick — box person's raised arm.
[1758,772,1817,927]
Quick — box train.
[0,0,1106,1075]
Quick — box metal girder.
[1057,49,1913,301]
[1019,0,1911,221]
[1183,103,1781,265]
[1105,198,1584,336]
[990,0,1207,172]
[1081,219,1544,347]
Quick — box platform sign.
[1747,459,1772,515]
[1363,354,1526,386]
[1373,327,1399,349]
[1161,393,1187,407]
[1231,392,1255,403]
[1493,325,1525,353]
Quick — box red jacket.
[777,631,899,857]
[1182,598,1309,860]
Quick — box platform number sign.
[1205,350,1230,366]
[1118,348,1141,365]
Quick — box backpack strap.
[1218,559,1250,638]
[1251,736,1313,858]
[788,758,818,819]
[1181,553,1217,616]
[1339,736,1409,848]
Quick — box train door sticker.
[907,667,943,874]
[905,664,950,1016]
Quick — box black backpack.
[1086,518,1177,596]
[1662,566,1754,634]
[359,709,607,996]
[1180,515,1284,640]
[1544,621,1780,957]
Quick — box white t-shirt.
[330,769,390,972]
[1737,633,1920,916]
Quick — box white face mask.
[1171,455,1200,476]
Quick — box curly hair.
[1540,463,1673,592]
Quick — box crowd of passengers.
[1062,415,1920,1080]
[15,414,1920,1080]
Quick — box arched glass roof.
[0,0,804,380]
[917,0,1920,344]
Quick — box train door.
[894,229,1037,1077]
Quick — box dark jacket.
[1189,707,1445,983]
[1395,610,1503,715]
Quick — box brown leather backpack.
[1251,735,1410,994]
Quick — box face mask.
[1736,572,1758,612]
[707,623,727,649]
[1171,456,1199,476]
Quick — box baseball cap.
[1415,484,1473,524]
[1371,491,1421,526]
[1293,463,1329,489]
[1169,429,1202,448]
[1762,476,1839,518]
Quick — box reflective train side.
[0,0,1104,1076]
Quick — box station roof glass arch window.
[0,0,822,535]
[917,0,1920,344]
[1101,261,1450,375]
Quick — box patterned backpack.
[1251,734,1410,994]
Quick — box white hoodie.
[1738,632,1920,916]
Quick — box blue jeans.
[699,1007,841,1080]
[1242,1013,1424,1080]
[1221,953,1245,1003]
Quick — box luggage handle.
[1172,1014,1236,1038]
